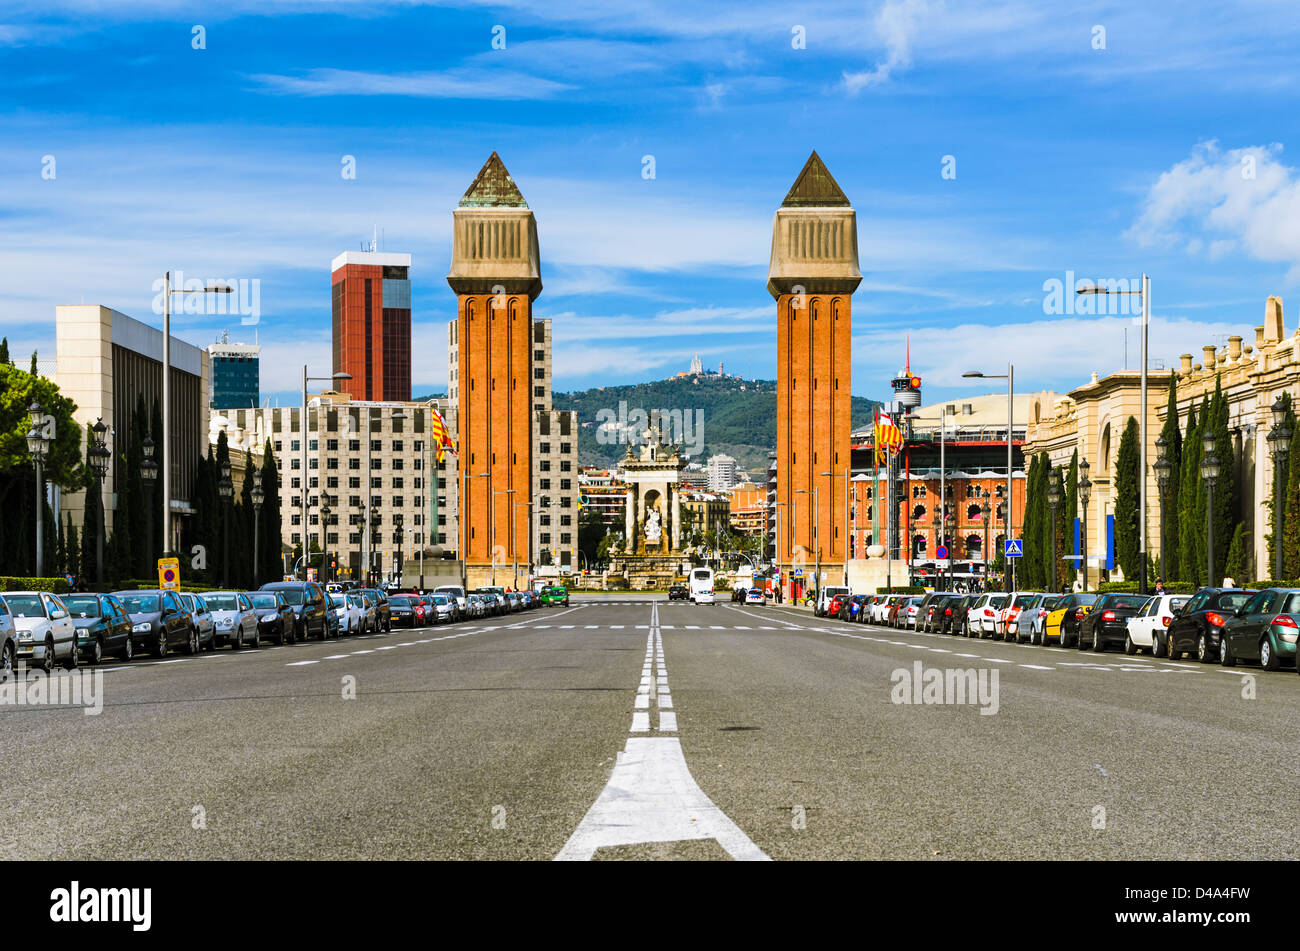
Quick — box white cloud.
[843,0,932,92]
[250,68,573,100]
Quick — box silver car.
[179,593,216,650]
[201,591,259,649]
[7,592,78,673]
[0,596,19,681]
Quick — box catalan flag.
[875,410,903,465]
[430,408,456,463]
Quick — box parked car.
[936,596,963,635]
[998,592,1041,641]
[815,586,851,617]
[541,585,570,607]
[360,588,393,631]
[1167,587,1257,662]
[61,592,134,664]
[1025,594,1064,645]
[116,589,197,657]
[466,593,487,618]
[259,581,330,640]
[1218,588,1300,670]
[331,593,363,635]
[434,585,468,618]
[244,590,295,646]
[429,593,455,624]
[668,584,688,601]
[0,596,17,681]
[964,593,1009,638]
[1125,594,1190,655]
[178,593,216,651]
[826,592,852,619]
[202,591,261,649]
[389,595,426,627]
[8,592,80,672]
[1076,593,1152,652]
[1044,592,1100,647]
[916,592,951,633]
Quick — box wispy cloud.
[250,67,573,100]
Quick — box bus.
[689,567,716,605]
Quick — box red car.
[827,593,851,618]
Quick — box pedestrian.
[1154,577,1166,595]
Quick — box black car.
[389,594,425,627]
[668,584,688,601]
[936,596,962,635]
[917,593,950,633]
[114,589,198,657]
[1077,593,1151,652]
[1054,592,1100,648]
[247,590,297,645]
[1167,587,1258,662]
[360,588,392,631]
[259,581,330,640]
[62,593,134,663]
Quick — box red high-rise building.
[331,250,412,401]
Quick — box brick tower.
[768,152,861,596]
[447,152,542,587]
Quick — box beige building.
[1024,296,1300,582]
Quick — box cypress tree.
[81,467,102,586]
[1178,402,1203,584]
[1284,434,1300,579]
[1158,380,1182,580]
[65,514,80,581]
[1062,450,1078,588]
[1114,416,1141,582]
[1020,454,1040,589]
[1209,377,1235,581]
[0,337,9,364]
[1224,523,1252,584]
[259,440,283,584]
[238,454,256,589]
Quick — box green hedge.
[121,579,223,593]
[1096,581,1198,594]
[880,586,925,594]
[1245,579,1300,590]
[1,576,70,594]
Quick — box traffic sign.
[793,567,803,577]
[157,557,180,590]
[1005,539,1023,558]
[935,545,949,560]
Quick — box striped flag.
[429,408,456,463]
[875,410,903,464]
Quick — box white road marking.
[286,660,318,666]
[630,712,651,732]
[658,712,678,732]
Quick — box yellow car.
[1042,593,1100,647]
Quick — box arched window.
[966,534,982,557]
[913,503,927,521]
[1100,422,1112,475]
[912,535,927,557]
[967,503,982,520]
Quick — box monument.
[608,424,689,588]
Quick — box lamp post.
[160,275,232,556]
[491,488,515,586]
[320,494,334,585]
[371,524,382,587]
[88,419,110,587]
[299,367,352,578]
[1047,467,1062,593]
[1153,436,1170,587]
[251,479,264,587]
[1200,431,1220,587]
[25,401,51,577]
[1079,459,1092,592]
[1079,276,1150,593]
[218,460,233,588]
[393,513,404,588]
[1267,396,1292,581]
[963,364,1015,591]
[980,489,990,591]
[140,437,159,566]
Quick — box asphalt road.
[3,593,1298,860]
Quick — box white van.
[689,567,716,605]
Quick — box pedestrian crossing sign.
[1005,539,1023,558]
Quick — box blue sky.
[3,0,1300,408]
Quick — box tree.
[1060,450,1078,588]
[0,338,8,364]
[1114,416,1141,582]
[1177,401,1203,584]
[1224,523,1253,584]
[29,352,37,376]
[577,505,604,570]
[258,440,283,584]
[81,461,103,585]
[1208,376,1236,581]
[1267,392,1296,577]
[1285,433,1300,578]
[1158,379,1183,581]
[64,513,80,580]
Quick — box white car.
[330,593,363,635]
[969,593,1009,637]
[1126,594,1192,655]
[744,587,766,605]
[870,596,893,625]
[1000,592,1041,642]
[7,592,78,673]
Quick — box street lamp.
[1047,466,1062,593]
[963,364,1015,591]
[393,512,404,587]
[1078,459,1092,592]
[141,437,159,565]
[320,494,334,585]
[1267,396,1292,581]
[160,275,232,556]
[491,487,516,586]
[1153,436,1171,587]
[299,366,352,578]
[25,401,51,577]
[1079,275,1150,593]
[88,419,111,586]
[980,488,991,590]
[1201,430,1220,587]
[218,460,233,587]
[251,479,264,587]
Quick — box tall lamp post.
[980,489,990,591]
[141,437,159,565]
[88,419,110,587]
[1200,431,1220,587]
[320,495,334,585]
[1267,396,1292,581]
[515,499,533,590]
[218,461,233,587]
[794,488,807,602]
[1078,276,1150,594]
[1047,467,1062,593]
[160,276,232,556]
[963,364,1015,591]
[393,513,404,588]
[1153,436,1170,587]
[25,401,51,577]
[1079,459,1092,592]
[251,480,264,587]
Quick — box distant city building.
[578,468,628,532]
[690,354,702,374]
[208,335,261,409]
[706,453,739,491]
[728,483,767,536]
[331,249,412,402]
[680,491,730,543]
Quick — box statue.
[644,508,662,544]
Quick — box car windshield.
[1168,597,1189,613]
[274,589,305,605]
[205,595,239,611]
[1013,595,1036,607]
[391,596,414,606]
[63,596,103,617]
[121,595,159,613]
[1110,595,1150,610]
[249,594,278,608]
[432,595,448,604]
[330,595,345,607]
[6,595,45,617]
[988,596,1008,608]
[1075,594,1100,605]
[1213,592,1255,611]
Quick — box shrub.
[0,576,71,594]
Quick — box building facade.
[208,337,261,410]
[706,453,739,491]
[331,250,412,402]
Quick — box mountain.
[553,373,880,476]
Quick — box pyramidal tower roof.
[780,151,850,207]
[459,152,528,208]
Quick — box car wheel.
[187,628,199,655]
[154,631,168,659]
[1220,637,1235,667]
[90,637,103,665]
[122,636,134,662]
[1091,628,1104,653]
[1261,637,1280,671]
[1124,634,1136,656]
[0,641,13,682]
[251,630,261,650]
[1151,632,1166,658]
[41,637,55,674]
[231,629,242,651]
[1197,633,1212,663]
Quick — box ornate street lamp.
[141,437,159,564]
[88,418,111,587]
[393,512,405,588]
[980,488,991,591]
[1078,459,1092,592]
[320,494,334,585]
[1153,435,1171,588]
[25,401,51,577]
[251,479,265,587]
[1201,431,1220,587]
[218,460,233,587]
[1267,395,1292,581]
[1047,467,1062,593]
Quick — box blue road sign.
[934,545,949,560]
[1005,539,1023,558]
[793,567,803,577]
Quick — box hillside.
[553,374,879,476]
